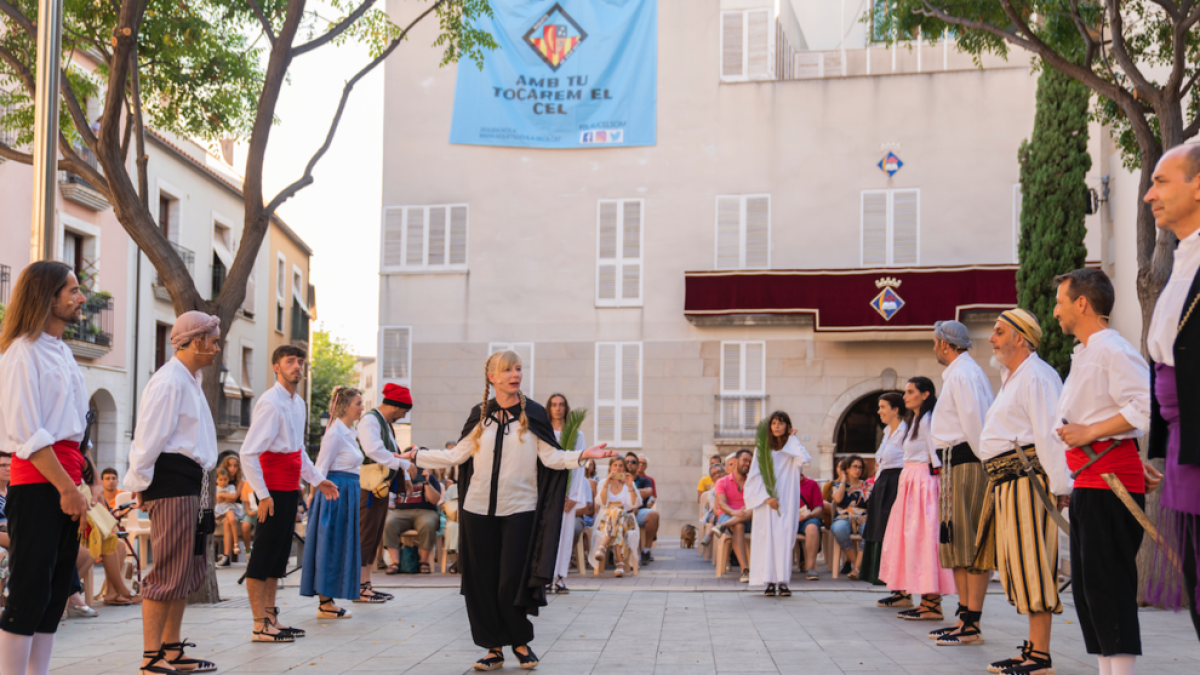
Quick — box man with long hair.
[0,261,93,675]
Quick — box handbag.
[359,410,398,497]
[399,545,421,574]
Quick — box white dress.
[553,429,590,580]
[745,437,812,585]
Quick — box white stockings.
[1098,654,1137,675]
[0,630,32,675]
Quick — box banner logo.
[524,3,589,71]
[870,278,905,321]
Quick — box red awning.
[684,264,1020,332]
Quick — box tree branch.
[246,0,277,47]
[1105,0,1160,103]
[292,0,376,57]
[1149,0,1181,19]
[0,0,35,36]
[1185,113,1200,140]
[1066,0,1099,69]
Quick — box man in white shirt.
[977,308,1068,675]
[241,345,338,642]
[928,320,995,647]
[0,261,91,675]
[125,311,222,674]
[1051,269,1152,675]
[1142,143,1200,640]
[357,383,411,600]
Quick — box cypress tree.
[1016,61,1091,378]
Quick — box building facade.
[377,0,1117,530]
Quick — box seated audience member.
[699,463,725,524]
[798,468,826,580]
[711,450,753,582]
[384,465,442,574]
[100,467,120,509]
[626,453,660,565]
[830,455,870,580]
[215,467,246,566]
[594,457,640,577]
[698,459,723,502]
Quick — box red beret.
[382,383,412,408]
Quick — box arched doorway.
[834,389,901,476]
[88,389,118,469]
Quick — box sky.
[259,16,386,357]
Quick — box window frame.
[380,204,470,273]
[714,194,772,270]
[595,198,644,307]
[594,341,643,448]
[859,188,921,267]
[719,9,774,83]
[378,325,413,387]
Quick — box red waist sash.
[260,449,302,492]
[1066,438,1145,494]
[10,440,84,487]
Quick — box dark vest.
[1150,265,1200,467]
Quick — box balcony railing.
[0,104,17,149]
[216,392,252,430]
[154,242,196,288]
[58,143,111,211]
[210,260,226,300]
[64,291,114,358]
[716,394,768,439]
[290,304,309,343]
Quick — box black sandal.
[419,562,431,574]
[514,645,539,669]
[251,618,295,643]
[162,639,217,672]
[778,584,791,597]
[385,563,402,575]
[317,599,352,619]
[929,604,968,639]
[988,642,1032,673]
[936,610,984,646]
[763,583,777,597]
[354,582,390,603]
[877,591,913,608]
[365,581,393,600]
[140,649,183,674]
[473,649,505,671]
[265,606,305,637]
[999,649,1053,675]
[898,597,943,621]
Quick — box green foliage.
[754,419,777,501]
[559,408,587,453]
[1017,62,1090,377]
[309,328,359,432]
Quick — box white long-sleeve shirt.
[124,358,218,492]
[1148,227,1200,366]
[875,420,908,471]
[931,352,994,454]
[902,413,940,466]
[555,429,592,505]
[415,407,583,517]
[356,411,409,472]
[314,418,366,476]
[979,353,1070,496]
[1054,329,1151,449]
[0,333,87,459]
[240,382,325,499]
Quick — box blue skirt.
[300,471,361,599]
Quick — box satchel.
[359,409,398,496]
[399,545,421,574]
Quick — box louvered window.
[595,342,642,447]
[715,195,771,270]
[381,205,469,272]
[720,9,773,82]
[861,189,920,266]
[379,326,412,386]
[719,342,766,437]
[487,342,535,399]
[596,199,643,307]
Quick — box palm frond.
[755,418,777,500]
[560,408,587,451]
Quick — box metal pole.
[30,0,64,263]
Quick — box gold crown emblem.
[875,277,902,289]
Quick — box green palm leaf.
[755,418,777,502]
[561,408,587,492]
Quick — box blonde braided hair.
[468,350,529,455]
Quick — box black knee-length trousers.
[1070,488,1145,655]
[458,510,536,649]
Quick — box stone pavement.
[52,541,1200,674]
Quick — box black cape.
[455,398,570,616]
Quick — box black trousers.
[1070,488,1145,655]
[459,510,535,649]
[247,489,300,581]
[0,484,82,635]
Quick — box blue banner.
[449,0,657,149]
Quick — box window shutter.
[747,9,771,79]
[744,196,770,268]
[405,208,425,267]
[892,189,919,265]
[243,263,256,314]
[620,343,641,444]
[744,342,764,392]
[382,207,405,270]
[621,200,641,302]
[722,342,741,393]
[596,343,617,443]
[716,196,741,269]
[427,207,447,267]
[721,12,745,79]
[597,201,618,302]
[276,259,285,298]
[380,327,411,383]
[862,191,888,266]
[449,206,468,266]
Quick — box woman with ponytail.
[400,350,615,671]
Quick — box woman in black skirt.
[402,349,615,671]
[861,392,910,598]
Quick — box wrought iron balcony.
[60,144,110,211]
[290,304,310,343]
[64,290,114,359]
[153,242,196,302]
[215,391,252,433]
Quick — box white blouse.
[875,420,908,471]
[124,358,219,492]
[240,382,326,499]
[901,413,940,466]
[0,333,88,459]
[599,481,636,512]
[314,418,365,475]
[415,406,583,517]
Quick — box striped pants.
[993,474,1062,615]
[142,495,207,601]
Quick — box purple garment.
[1154,364,1200,515]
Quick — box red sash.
[260,450,302,492]
[10,440,84,486]
[1066,438,1145,494]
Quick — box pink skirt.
[879,462,956,596]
